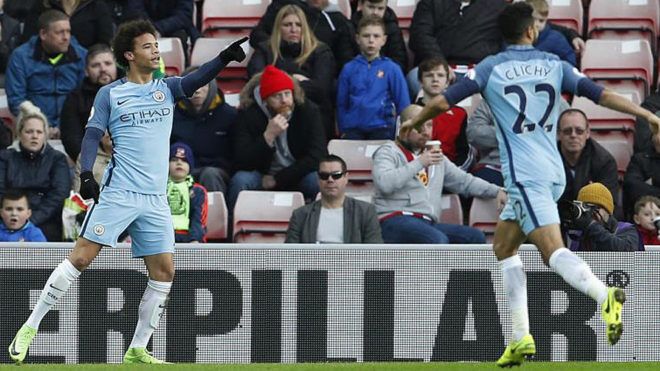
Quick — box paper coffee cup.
[425,140,441,150]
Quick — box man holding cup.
[371,104,507,243]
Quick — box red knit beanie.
[260,65,294,100]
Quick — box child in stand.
[632,195,660,246]
[0,190,46,242]
[168,142,208,243]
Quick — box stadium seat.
[548,0,584,35]
[581,39,654,99]
[594,135,633,178]
[329,0,351,19]
[571,96,636,131]
[158,38,185,76]
[191,37,253,94]
[327,139,388,182]
[439,194,464,225]
[201,0,271,38]
[587,0,659,55]
[206,191,229,241]
[589,129,633,154]
[233,191,304,243]
[387,0,417,29]
[468,197,500,243]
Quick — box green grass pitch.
[0,362,659,371]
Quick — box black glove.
[572,209,595,231]
[79,171,100,204]
[219,36,249,64]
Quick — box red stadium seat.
[469,197,500,243]
[327,139,388,182]
[548,0,584,35]
[594,135,633,178]
[439,194,464,225]
[581,39,654,99]
[571,96,636,131]
[587,0,659,55]
[233,191,304,243]
[202,0,271,38]
[158,38,185,76]
[191,37,253,94]
[387,0,418,29]
[0,89,15,130]
[206,192,229,241]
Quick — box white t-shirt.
[316,207,344,243]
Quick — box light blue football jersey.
[446,45,587,186]
[86,77,185,194]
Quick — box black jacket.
[558,139,619,206]
[0,143,71,226]
[22,0,114,47]
[634,92,660,154]
[124,0,200,42]
[351,8,407,72]
[250,0,356,72]
[0,13,21,72]
[233,85,326,189]
[60,78,101,161]
[623,148,660,216]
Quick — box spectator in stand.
[526,0,575,66]
[415,57,475,171]
[5,10,86,137]
[467,98,570,186]
[624,129,660,218]
[250,0,357,72]
[72,132,112,192]
[20,0,114,48]
[167,142,208,243]
[248,4,336,141]
[0,189,47,242]
[373,104,506,244]
[60,44,117,162]
[172,66,237,193]
[407,0,584,94]
[286,154,383,243]
[0,0,22,86]
[228,65,326,210]
[0,102,71,241]
[123,0,200,63]
[337,16,409,140]
[557,109,618,208]
[351,0,407,72]
[634,92,660,154]
[563,183,643,251]
[632,195,660,246]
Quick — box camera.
[654,216,660,231]
[558,200,596,229]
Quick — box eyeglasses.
[560,127,587,135]
[318,171,345,181]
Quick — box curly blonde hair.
[16,101,49,140]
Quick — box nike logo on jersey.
[117,98,130,106]
[49,283,64,292]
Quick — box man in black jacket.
[557,109,618,208]
[351,0,407,72]
[624,129,660,218]
[227,65,326,211]
[250,0,357,72]
[60,44,117,162]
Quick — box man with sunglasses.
[557,108,618,212]
[286,154,382,243]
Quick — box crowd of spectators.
[0,0,657,247]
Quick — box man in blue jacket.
[5,10,86,137]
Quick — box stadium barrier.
[0,243,658,364]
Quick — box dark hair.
[558,108,589,129]
[1,189,29,208]
[417,56,450,82]
[86,44,114,65]
[361,0,388,4]
[357,14,385,34]
[321,154,347,173]
[112,20,157,69]
[498,2,535,44]
[38,9,68,32]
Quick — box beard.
[273,105,293,120]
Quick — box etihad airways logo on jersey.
[119,108,172,125]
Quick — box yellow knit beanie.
[577,182,614,214]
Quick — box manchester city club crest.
[93,224,105,236]
[153,90,165,102]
